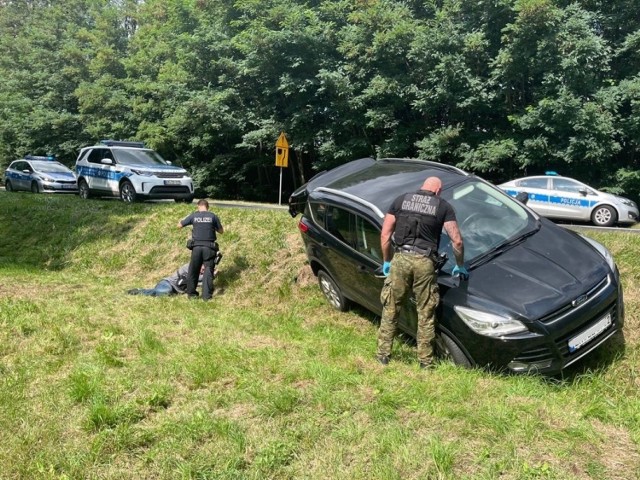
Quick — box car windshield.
[32,162,72,174]
[112,149,170,166]
[439,179,538,271]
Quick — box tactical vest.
[394,190,443,251]
[191,211,217,243]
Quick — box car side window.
[309,202,326,227]
[518,178,548,189]
[552,178,586,194]
[355,216,382,261]
[87,148,113,164]
[326,206,353,246]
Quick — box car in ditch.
[3,155,78,194]
[499,172,638,227]
[75,140,194,203]
[289,158,624,375]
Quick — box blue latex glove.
[382,261,391,277]
[452,265,469,280]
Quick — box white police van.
[75,140,195,203]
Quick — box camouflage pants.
[377,253,439,364]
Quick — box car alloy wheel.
[591,205,616,227]
[317,270,349,312]
[31,181,39,193]
[120,181,137,203]
[78,179,90,199]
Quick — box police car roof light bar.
[545,171,559,176]
[25,154,56,161]
[100,139,146,148]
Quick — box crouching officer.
[177,199,224,300]
[376,176,467,368]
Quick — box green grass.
[1,192,639,479]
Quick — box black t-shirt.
[180,211,222,242]
[388,189,456,250]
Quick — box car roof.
[306,158,470,215]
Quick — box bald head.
[421,177,442,195]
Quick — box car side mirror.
[578,188,588,196]
[22,169,31,174]
[515,191,529,205]
[100,158,114,165]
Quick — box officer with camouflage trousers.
[377,176,467,369]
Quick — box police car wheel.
[435,332,471,368]
[78,179,91,199]
[120,181,137,203]
[318,270,349,312]
[591,205,616,227]
[5,180,13,192]
[31,181,39,194]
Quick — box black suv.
[289,158,624,374]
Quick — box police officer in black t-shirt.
[177,199,224,300]
[377,177,466,368]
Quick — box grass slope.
[0,192,639,479]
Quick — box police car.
[3,155,78,194]
[499,173,639,227]
[75,140,195,203]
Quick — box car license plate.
[568,313,612,353]
[164,180,181,185]
[62,184,75,189]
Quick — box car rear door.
[517,177,553,217]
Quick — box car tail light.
[298,220,309,233]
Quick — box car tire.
[435,332,472,368]
[120,180,137,203]
[31,181,40,193]
[591,205,616,227]
[5,180,13,192]
[78,179,91,199]
[317,270,349,312]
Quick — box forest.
[1,0,639,202]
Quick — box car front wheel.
[31,181,39,193]
[435,332,472,368]
[78,179,91,199]
[5,180,13,192]
[317,270,349,312]
[120,181,137,203]
[591,205,616,227]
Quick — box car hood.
[127,164,187,173]
[466,224,610,321]
[39,171,76,180]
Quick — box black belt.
[396,245,434,257]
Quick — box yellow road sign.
[275,132,289,168]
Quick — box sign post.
[275,132,289,206]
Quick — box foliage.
[1,0,640,202]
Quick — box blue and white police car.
[500,173,638,227]
[3,155,78,194]
[75,140,195,203]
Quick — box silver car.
[500,173,638,227]
[3,156,78,194]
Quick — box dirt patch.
[295,264,315,287]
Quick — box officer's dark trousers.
[187,245,215,300]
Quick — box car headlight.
[130,169,154,177]
[38,175,54,182]
[454,306,528,337]
[580,234,616,272]
[619,198,637,208]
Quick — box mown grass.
[0,192,639,479]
